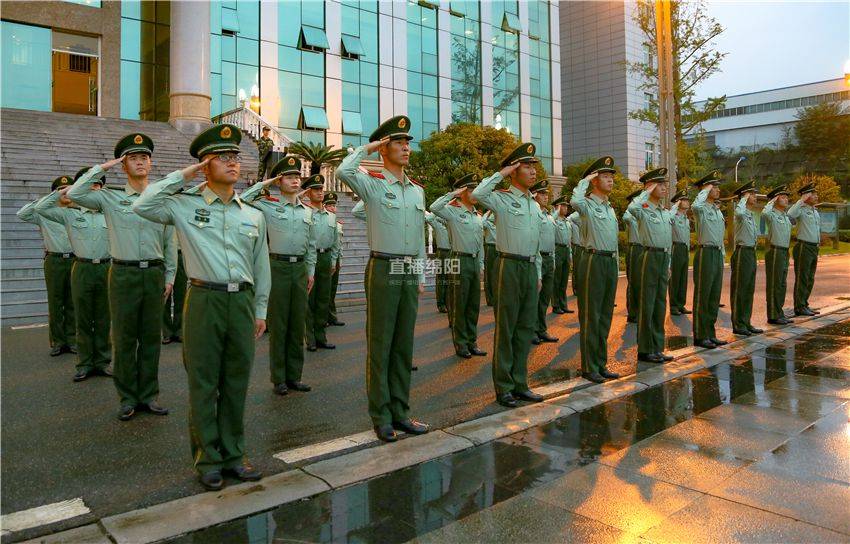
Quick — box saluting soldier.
[34,172,112,381]
[627,168,674,363]
[570,157,621,384]
[623,189,643,324]
[430,173,487,359]
[303,174,339,352]
[325,194,346,327]
[256,126,275,183]
[691,171,728,349]
[669,190,691,315]
[17,177,76,356]
[551,196,574,314]
[335,115,430,442]
[762,185,793,325]
[788,183,821,316]
[472,143,545,408]
[426,211,452,314]
[69,134,177,421]
[133,124,271,491]
[241,155,317,395]
[482,210,497,307]
[531,180,559,344]
[730,181,764,336]
[568,209,583,296]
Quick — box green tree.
[288,141,349,175]
[793,102,850,164]
[560,158,639,216]
[786,173,842,203]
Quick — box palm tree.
[288,141,349,175]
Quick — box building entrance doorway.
[52,31,99,115]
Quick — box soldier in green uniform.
[788,183,821,316]
[570,157,622,384]
[551,196,574,314]
[668,190,691,315]
[133,124,271,490]
[627,169,674,363]
[34,173,112,381]
[691,171,729,349]
[17,177,76,356]
[302,174,339,351]
[568,209,583,296]
[762,185,793,325]
[256,126,275,183]
[242,155,317,395]
[472,143,545,408]
[69,134,177,421]
[530,180,559,344]
[730,181,764,336]
[324,194,346,327]
[335,115,430,442]
[482,210,497,306]
[623,189,643,324]
[430,173,487,359]
[426,211,452,314]
[163,241,187,344]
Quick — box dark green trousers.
[730,246,756,331]
[450,254,481,349]
[692,246,722,340]
[269,259,307,384]
[637,249,669,354]
[535,253,555,335]
[44,253,75,348]
[492,256,537,395]
[163,251,187,339]
[364,257,418,425]
[571,245,583,296]
[792,241,819,313]
[305,251,333,345]
[626,244,644,322]
[484,243,497,306]
[553,245,571,311]
[110,263,165,407]
[765,246,789,321]
[435,248,450,310]
[577,251,617,374]
[183,285,255,473]
[328,258,340,321]
[71,260,110,372]
[257,159,270,182]
[669,242,689,311]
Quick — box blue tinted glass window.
[301,106,329,130]
[1,21,52,111]
[342,111,363,134]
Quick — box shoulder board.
[304,207,313,218]
[449,199,461,207]
[265,196,280,202]
[409,178,423,188]
[174,190,202,198]
[106,186,123,191]
[367,171,385,179]
[496,187,512,192]
[243,202,262,211]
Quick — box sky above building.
[695,0,850,100]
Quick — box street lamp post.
[735,156,746,184]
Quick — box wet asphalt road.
[1,255,848,538]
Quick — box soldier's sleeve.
[478,223,485,271]
[240,182,265,202]
[33,191,67,225]
[67,165,106,211]
[670,201,681,216]
[471,172,505,213]
[622,209,636,228]
[627,190,650,218]
[336,223,344,262]
[691,187,710,216]
[335,145,377,202]
[252,213,271,320]
[429,192,455,221]
[330,215,341,264]
[16,199,41,225]
[163,226,178,284]
[786,198,803,219]
[569,175,593,216]
[132,170,184,225]
[351,200,367,221]
[306,213,318,277]
[762,199,776,224]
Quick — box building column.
[169,0,212,134]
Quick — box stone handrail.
[211,105,293,151]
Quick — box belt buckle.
[62,253,70,258]
[289,256,297,263]
[92,258,101,264]
[139,261,149,269]
[227,282,239,293]
[529,255,536,263]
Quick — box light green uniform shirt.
[68,165,178,283]
[471,172,543,279]
[628,190,673,250]
[671,203,691,247]
[553,211,572,248]
[787,200,821,243]
[425,212,451,250]
[240,183,318,276]
[622,210,640,245]
[34,191,110,260]
[537,204,557,268]
[430,194,484,271]
[569,176,619,256]
[17,199,73,254]
[762,200,791,248]
[692,187,726,248]
[482,211,497,245]
[336,145,427,284]
[131,171,271,320]
[568,211,583,247]
[308,204,341,263]
[733,197,757,247]
[351,200,367,221]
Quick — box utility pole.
[654,0,677,200]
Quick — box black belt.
[698,244,720,249]
[770,245,789,250]
[270,253,305,262]
[370,251,417,260]
[796,240,818,246]
[436,247,451,252]
[46,251,74,259]
[644,246,667,253]
[585,249,615,257]
[556,243,569,248]
[452,251,478,258]
[540,251,552,257]
[498,252,535,262]
[75,257,111,264]
[673,242,688,247]
[629,243,643,247]
[735,245,755,250]
[112,258,164,268]
[189,278,253,292]
[317,247,333,254]
[484,242,496,247]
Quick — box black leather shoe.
[374,424,398,442]
[455,345,472,359]
[172,336,182,343]
[656,353,674,362]
[626,318,638,324]
[733,329,752,336]
[638,352,663,362]
[719,303,726,308]
[680,308,692,314]
[748,326,764,334]
[118,405,135,421]
[66,345,78,354]
[329,319,346,326]
[794,309,816,317]
[73,369,89,382]
[92,366,113,377]
[670,309,682,316]
[285,380,312,392]
[141,402,169,416]
[496,392,518,408]
[468,346,487,356]
[316,341,336,350]
[694,339,717,349]
[306,344,317,352]
[808,307,820,314]
[770,317,793,325]
[564,308,575,313]
[514,389,544,402]
[531,336,542,345]
[552,308,565,314]
[50,346,63,357]
[600,369,620,379]
[538,332,559,343]
[223,463,262,481]
[392,419,430,434]
[437,306,448,314]
[710,338,728,346]
[582,372,606,384]
[199,471,224,491]
[273,383,288,396]
[161,336,173,345]
[412,365,419,371]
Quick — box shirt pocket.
[269,212,290,232]
[378,197,401,224]
[115,207,137,229]
[239,223,260,239]
[505,207,525,229]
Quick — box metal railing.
[211,105,294,151]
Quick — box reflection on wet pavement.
[167,320,850,544]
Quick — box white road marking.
[1,498,89,533]
[10,323,48,330]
